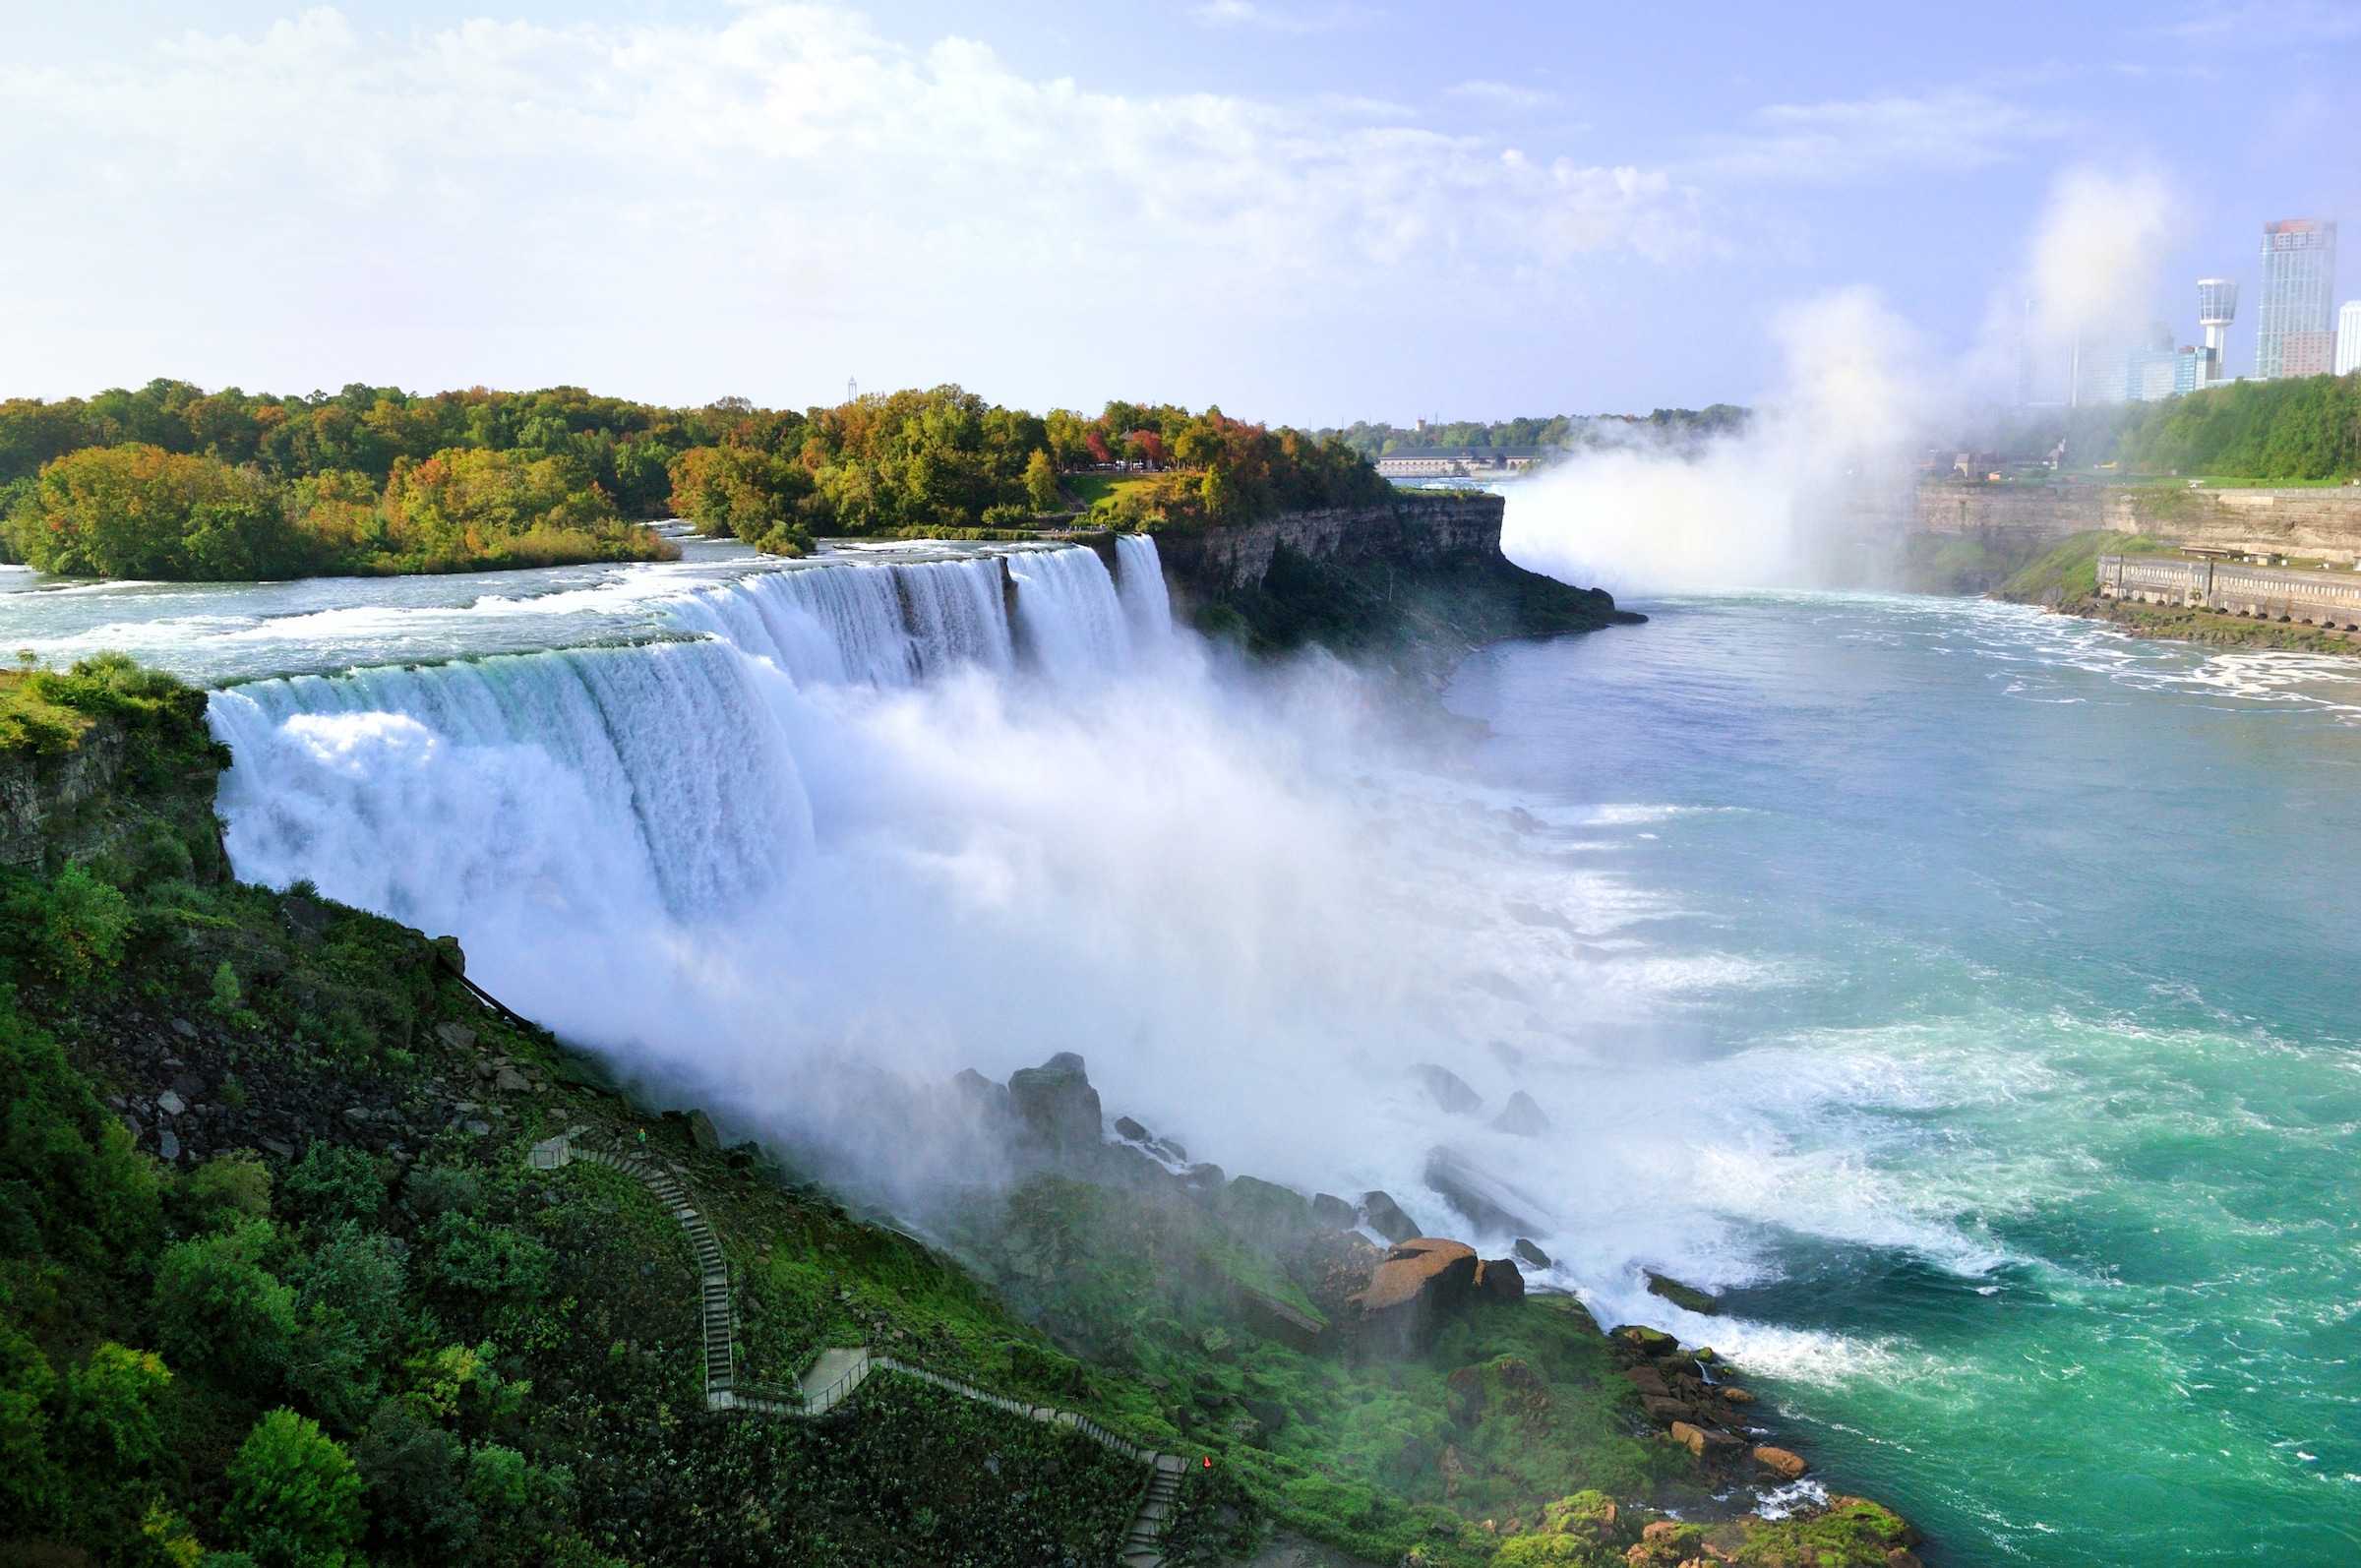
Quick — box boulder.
[1641,1395,1689,1425]
[1413,1063,1483,1116]
[1236,1286,1325,1354]
[1006,1054,1102,1152]
[1445,1364,1486,1425]
[1753,1446,1807,1481]
[1310,1192,1357,1231]
[1224,1176,1314,1246]
[435,1022,478,1052]
[1423,1147,1551,1236]
[1352,1238,1479,1357]
[1621,1365,1669,1397]
[688,1110,720,1151]
[1113,1115,1151,1142]
[1613,1324,1679,1357]
[1667,1420,1710,1458]
[952,1068,1011,1125]
[1717,1386,1756,1406]
[1513,1236,1551,1269]
[1476,1256,1526,1302]
[1489,1090,1551,1136]
[1645,1271,1719,1315]
[1362,1189,1420,1244]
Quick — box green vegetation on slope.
[1321,407,1753,459]
[0,655,1919,1568]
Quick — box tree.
[219,1409,366,1568]
[1023,449,1060,512]
[353,1402,476,1564]
[4,445,312,580]
[150,1218,296,1389]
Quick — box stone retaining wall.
[2097,555,2361,629]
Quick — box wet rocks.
[1513,1236,1551,1269]
[1224,1175,1314,1247]
[1423,1147,1550,1236]
[1310,1192,1357,1231]
[1007,1052,1103,1153]
[1413,1063,1483,1116]
[1488,1090,1550,1136]
[1361,1189,1419,1244]
[1476,1255,1526,1302]
[1351,1237,1478,1357]
[1645,1270,1719,1315]
[1754,1446,1808,1482]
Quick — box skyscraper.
[2337,300,2361,378]
[2257,218,2336,379]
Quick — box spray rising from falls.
[203,534,1948,1361]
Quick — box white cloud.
[0,3,1689,400]
[1697,88,2066,183]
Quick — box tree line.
[1959,372,2361,481]
[1321,406,1753,459]
[0,381,1395,580]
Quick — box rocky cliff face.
[1908,482,2361,560]
[0,718,128,869]
[1150,492,1508,599]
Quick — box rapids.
[4,542,2355,1562]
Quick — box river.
[5,547,2354,1563]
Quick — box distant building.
[2257,218,2336,379]
[2075,321,2178,404]
[2198,278,2238,385]
[2337,300,2361,377]
[2173,346,2211,395]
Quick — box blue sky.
[2,2,2354,423]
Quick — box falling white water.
[1115,533,1174,642]
[1006,546,1133,682]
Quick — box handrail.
[530,1130,1180,1563]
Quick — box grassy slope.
[0,660,1914,1568]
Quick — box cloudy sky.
[2,2,2354,422]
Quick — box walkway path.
[530,1128,1182,1566]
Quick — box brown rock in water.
[1622,1365,1670,1397]
[1753,1446,1807,1481]
[1717,1385,1756,1406]
[1352,1237,1478,1357]
[1886,1552,1925,1568]
[1476,1256,1526,1302]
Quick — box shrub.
[180,1154,273,1231]
[55,1342,173,1483]
[419,1213,551,1304]
[0,862,132,987]
[353,1402,476,1564]
[0,1003,159,1265]
[287,1225,408,1429]
[0,1319,63,1530]
[150,1218,296,1389]
[278,1144,384,1231]
[219,1409,366,1568]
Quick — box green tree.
[150,1218,296,1389]
[5,445,311,579]
[0,1003,159,1266]
[287,1225,408,1429]
[220,1409,366,1568]
[0,1319,62,1532]
[353,1403,476,1564]
[1023,449,1061,512]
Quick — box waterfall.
[667,556,1012,687]
[1006,547,1132,682]
[209,638,814,934]
[1114,534,1174,642]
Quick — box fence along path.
[530,1129,1183,1568]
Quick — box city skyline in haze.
[1,2,2354,425]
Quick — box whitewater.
[5,532,2357,1563]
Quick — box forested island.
[0,383,1389,581]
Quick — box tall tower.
[2257,219,2336,379]
[2197,278,2238,385]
